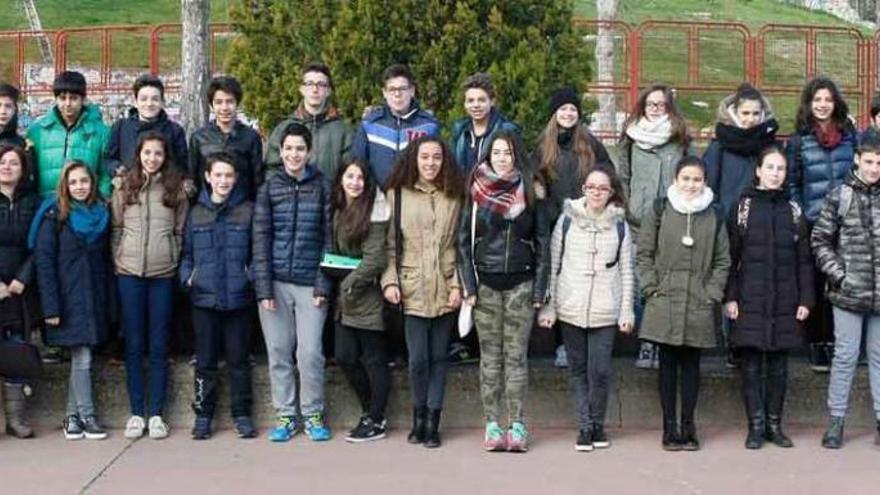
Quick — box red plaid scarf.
[470,162,526,220]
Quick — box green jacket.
[333,191,389,331]
[636,199,730,349]
[26,104,110,198]
[265,104,353,179]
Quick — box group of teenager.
[1,60,879,455]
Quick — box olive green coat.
[636,201,730,348]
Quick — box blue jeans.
[118,275,173,417]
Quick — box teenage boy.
[450,72,521,172]
[352,64,440,187]
[27,71,110,198]
[106,75,188,175]
[180,153,257,440]
[253,123,332,442]
[812,134,880,449]
[189,76,263,200]
[265,63,353,179]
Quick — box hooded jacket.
[106,108,188,175]
[352,101,441,187]
[26,104,111,198]
[704,93,780,219]
[265,103,354,180]
[450,108,521,172]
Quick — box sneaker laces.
[486,422,504,440]
[306,414,326,429]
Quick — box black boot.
[821,416,844,449]
[662,420,681,451]
[875,420,880,446]
[741,352,764,450]
[424,408,442,448]
[764,352,793,448]
[407,406,427,444]
[680,420,700,451]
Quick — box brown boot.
[3,383,34,438]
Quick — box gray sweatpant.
[258,282,327,418]
[828,307,880,420]
[65,346,96,418]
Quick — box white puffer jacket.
[541,198,635,329]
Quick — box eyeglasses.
[584,185,612,194]
[491,149,512,157]
[646,101,667,110]
[385,85,411,95]
[302,81,330,89]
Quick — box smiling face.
[67,167,92,202]
[0,96,15,127]
[0,150,23,188]
[736,99,763,129]
[383,76,414,116]
[56,92,84,125]
[555,103,579,129]
[341,164,365,203]
[489,138,515,178]
[583,170,613,212]
[464,88,493,123]
[211,89,238,127]
[281,134,309,178]
[416,141,444,184]
[857,150,880,186]
[644,90,667,121]
[674,165,706,200]
[139,139,166,175]
[135,85,163,120]
[206,161,237,202]
[755,152,787,190]
[811,88,834,123]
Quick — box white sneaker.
[124,415,146,439]
[554,345,569,368]
[148,415,170,439]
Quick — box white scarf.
[666,184,714,214]
[625,114,673,150]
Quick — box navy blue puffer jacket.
[252,164,332,300]
[786,125,857,224]
[180,187,254,311]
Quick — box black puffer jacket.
[189,120,264,200]
[106,108,188,175]
[811,169,880,313]
[457,195,550,304]
[0,185,40,328]
[725,188,814,350]
[252,164,332,301]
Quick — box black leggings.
[657,344,701,424]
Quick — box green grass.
[0,0,230,31]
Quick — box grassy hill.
[0,0,230,31]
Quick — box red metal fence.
[1,20,879,138]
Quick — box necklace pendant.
[681,235,694,247]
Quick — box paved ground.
[2,425,878,494]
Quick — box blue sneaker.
[268,416,297,442]
[304,413,331,441]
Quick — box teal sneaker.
[304,413,332,441]
[484,421,506,452]
[506,421,529,452]
[268,416,297,442]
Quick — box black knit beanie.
[549,87,581,117]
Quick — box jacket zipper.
[584,230,597,328]
[289,181,300,281]
[141,181,151,275]
[504,222,512,272]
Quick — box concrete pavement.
[2,426,879,494]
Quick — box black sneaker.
[592,424,610,448]
[575,429,593,452]
[448,343,478,365]
[725,347,741,369]
[809,343,831,373]
[345,417,387,443]
[42,347,65,364]
[63,415,84,440]
[81,415,108,440]
[233,416,258,439]
[191,416,212,440]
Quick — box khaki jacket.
[112,174,189,278]
[381,182,462,318]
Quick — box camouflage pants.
[473,280,534,424]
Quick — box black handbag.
[0,339,42,380]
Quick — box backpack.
[556,215,626,275]
[735,196,803,242]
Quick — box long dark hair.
[332,160,378,247]
[121,131,184,208]
[620,83,689,145]
[56,161,99,223]
[795,76,850,133]
[384,136,464,199]
[536,117,595,184]
[469,129,535,205]
[585,165,627,209]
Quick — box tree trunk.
[181,0,211,136]
[595,0,620,142]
